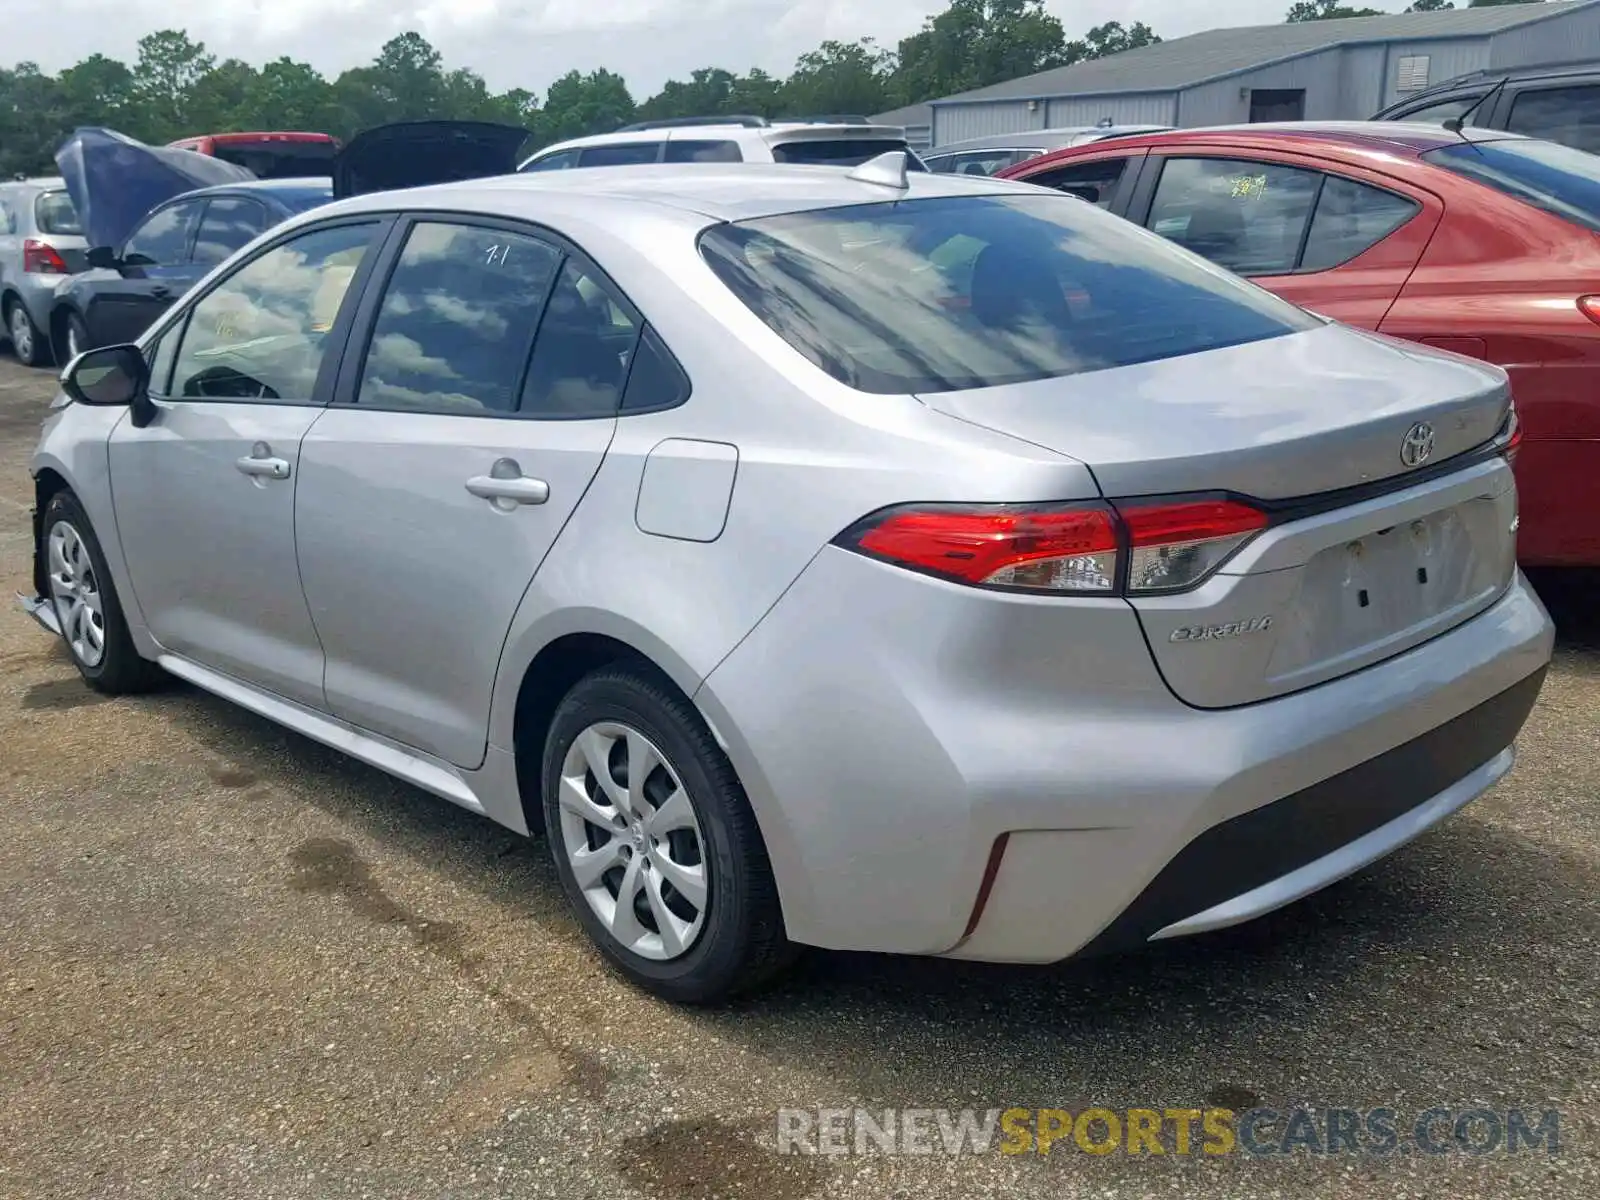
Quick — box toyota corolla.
[20,156,1553,1002]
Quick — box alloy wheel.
[9,307,33,363]
[47,520,106,668]
[557,721,710,961]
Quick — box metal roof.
[870,102,934,129]
[932,0,1600,106]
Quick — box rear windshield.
[699,193,1318,395]
[771,138,925,169]
[34,190,81,236]
[1423,138,1600,233]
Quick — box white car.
[518,115,926,172]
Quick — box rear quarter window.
[34,190,81,236]
[699,193,1318,396]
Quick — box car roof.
[173,177,335,204]
[523,121,909,163]
[316,159,1043,224]
[1023,120,1527,167]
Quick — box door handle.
[236,442,291,481]
[150,285,171,299]
[466,458,549,508]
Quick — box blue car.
[48,122,530,359]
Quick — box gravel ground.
[0,354,1595,1200]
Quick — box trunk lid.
[332,120,531,198]
[921,322,1519,708]
[54,126,256,251]
[917,322,1509,502]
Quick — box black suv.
[1373,61,1600,154]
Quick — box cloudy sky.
[7,1,1388,95]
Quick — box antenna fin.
[847,150,910,190]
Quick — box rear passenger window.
[520,259,641,419]
[1147,157,1320,276]
[1301,177,1419,271]
[355,222,561,414]
[665,140,742,163]
[578,143,662,167]
[192,197,269,265]
[522,149,578,172]
[1506,85,1600,155]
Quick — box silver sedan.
[21,157,1552,1002]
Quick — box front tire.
[64,311,89,363]
[41,491,164,694]
[542,667,792,1003]
[6,300,51,368]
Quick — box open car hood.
[55,127,255,251]
[332,121,531,198]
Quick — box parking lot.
[0,353,1596,1199]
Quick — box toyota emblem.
[1400,422,1436,468]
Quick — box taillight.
[837,497,1267,596]
[845,504,1119,594]
[1579,295,1600,326]
[1497,406,1523,465]
[1117,499,1269,594]
[22,239,67,274]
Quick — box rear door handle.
[236,442,291,481]
[149,284,172,300]
[466,458,549,508]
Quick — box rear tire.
[6,299,51,368]
[541,666,793,1003]
[40,491,164,695]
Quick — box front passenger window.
[168,222,378,402]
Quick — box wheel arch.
[48,299,84,362]
[500,617,805,941]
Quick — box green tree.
[781,39,896,118]
[1407,1,1455,10]
[0,64,68,175]
[1074,21,1162,60]
[55,54,139,132]
[540,69,634,144]
[1467,1,1546,7]
[895,0,1071,102]
[240,58,340,134]
[1286,1,1385,17]
[185,57,259,134]
[131,30,215,142]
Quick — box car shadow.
[162,673,1599,1120]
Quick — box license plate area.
[1265,497,1507,687]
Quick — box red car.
[167,131,341,180]
[1001,122,1600,567]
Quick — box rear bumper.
[1075,666,1542,955]
[697,548,1553,959]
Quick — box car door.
[107,217,389,708]
[1129,150,1439,329]
[294,217,632,768]
[87,198,207,346]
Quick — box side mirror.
[62,344,152,424]
[85,245,119,271]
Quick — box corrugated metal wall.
[929,101,1042,145]
[1045,93,1177,128]
[1490,7,1600,69]
[1177,50,1349,125]
[927,7,1600,145]
[1372,38,1490,109]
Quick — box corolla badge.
[1400,422,1436,468]
[1170,616,1273,643]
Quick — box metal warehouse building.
[885,0,1600,148]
